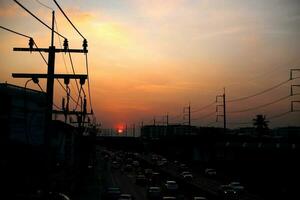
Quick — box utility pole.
[153,117,156,126]
[12,11,88,127]
[183,103,191,126]
[11,11,88,192]
[133,123,135,137]
[166,113,169,126]
[125,124,128,136]
[290,69,300,80]
[291,83,300,112]
[223,88,227,131]
[216,88,226,132]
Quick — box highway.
[99,148,265,200]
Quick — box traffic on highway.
[98,148,260,200]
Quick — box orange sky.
[1,0,300,129]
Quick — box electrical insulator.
[29,38,34,51]
[80,78,85,85]
[82,39,88,52]
[63,39,68,52]
[64,78,70,85]
[32,77,39,84]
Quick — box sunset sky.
[1,0,300,129]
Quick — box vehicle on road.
[204,168,217,176]
[103,187,121,200]
[165,180,178,192]
[219,185,238,199]
[118,193,134,200]
[112,161,121,169]
[162,197,176,200]
[182,173,193,181]
[145,168,153,178]
[193,197,207,200]
[124,164,133,172]
[135,174,147,185]
[150,172,161,186]
[147,186,161,199]
[228,181,245,193]
[180,171,193,180]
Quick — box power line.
[0,25,31,38]
[67,52,81,97]
[169,113,182,120]
[192,111,216,121]
[53,0,86,40]
[229,95,291,113]
[85,54,93,113]
[54,18,81,105]
[0,25,79,108]
[191,101,215,113]
[33,41,48,65]
[35,0,54,10]
[54,19,68,73]
[13,0,66,39]
[228,121,252,125]
[228,79,290,103]
[269,111,291,120]
[205,121,217,127]
[35,81,61,110]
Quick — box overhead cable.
[0,25,31,38]
[85,54,93,113]
[191,101,215,113]
[53,0,86,40]
[229,95,291,113]
[228,79,290,103]
[13,0,66,39]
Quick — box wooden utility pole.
[133,123,136,137]
[11,11,88,191]
[216,88,226,132]
[183,103,191,126]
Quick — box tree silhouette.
[253,114,269,136]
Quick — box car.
[111,161,121,169]
[104,187,121,200]
[228,182,245,193]
[132,160,139,167]
[45,192,71,200]
[165,180,178,191]
[135,174,147,185]
[118,194,134,200]
[182,173,193,180]
[204,168,216,176]
[147,186,161,199]
[162,197,176,200]
[150,172,161,185]
[151,155,158,162]
[219,185,238,198]
[193,197,207,200]
[124,164,133,172]
[145,168,153,177]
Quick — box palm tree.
[253,114,269,136]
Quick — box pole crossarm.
[12,73,87,80]
[290,68,300,80]
[13,47,88,53]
